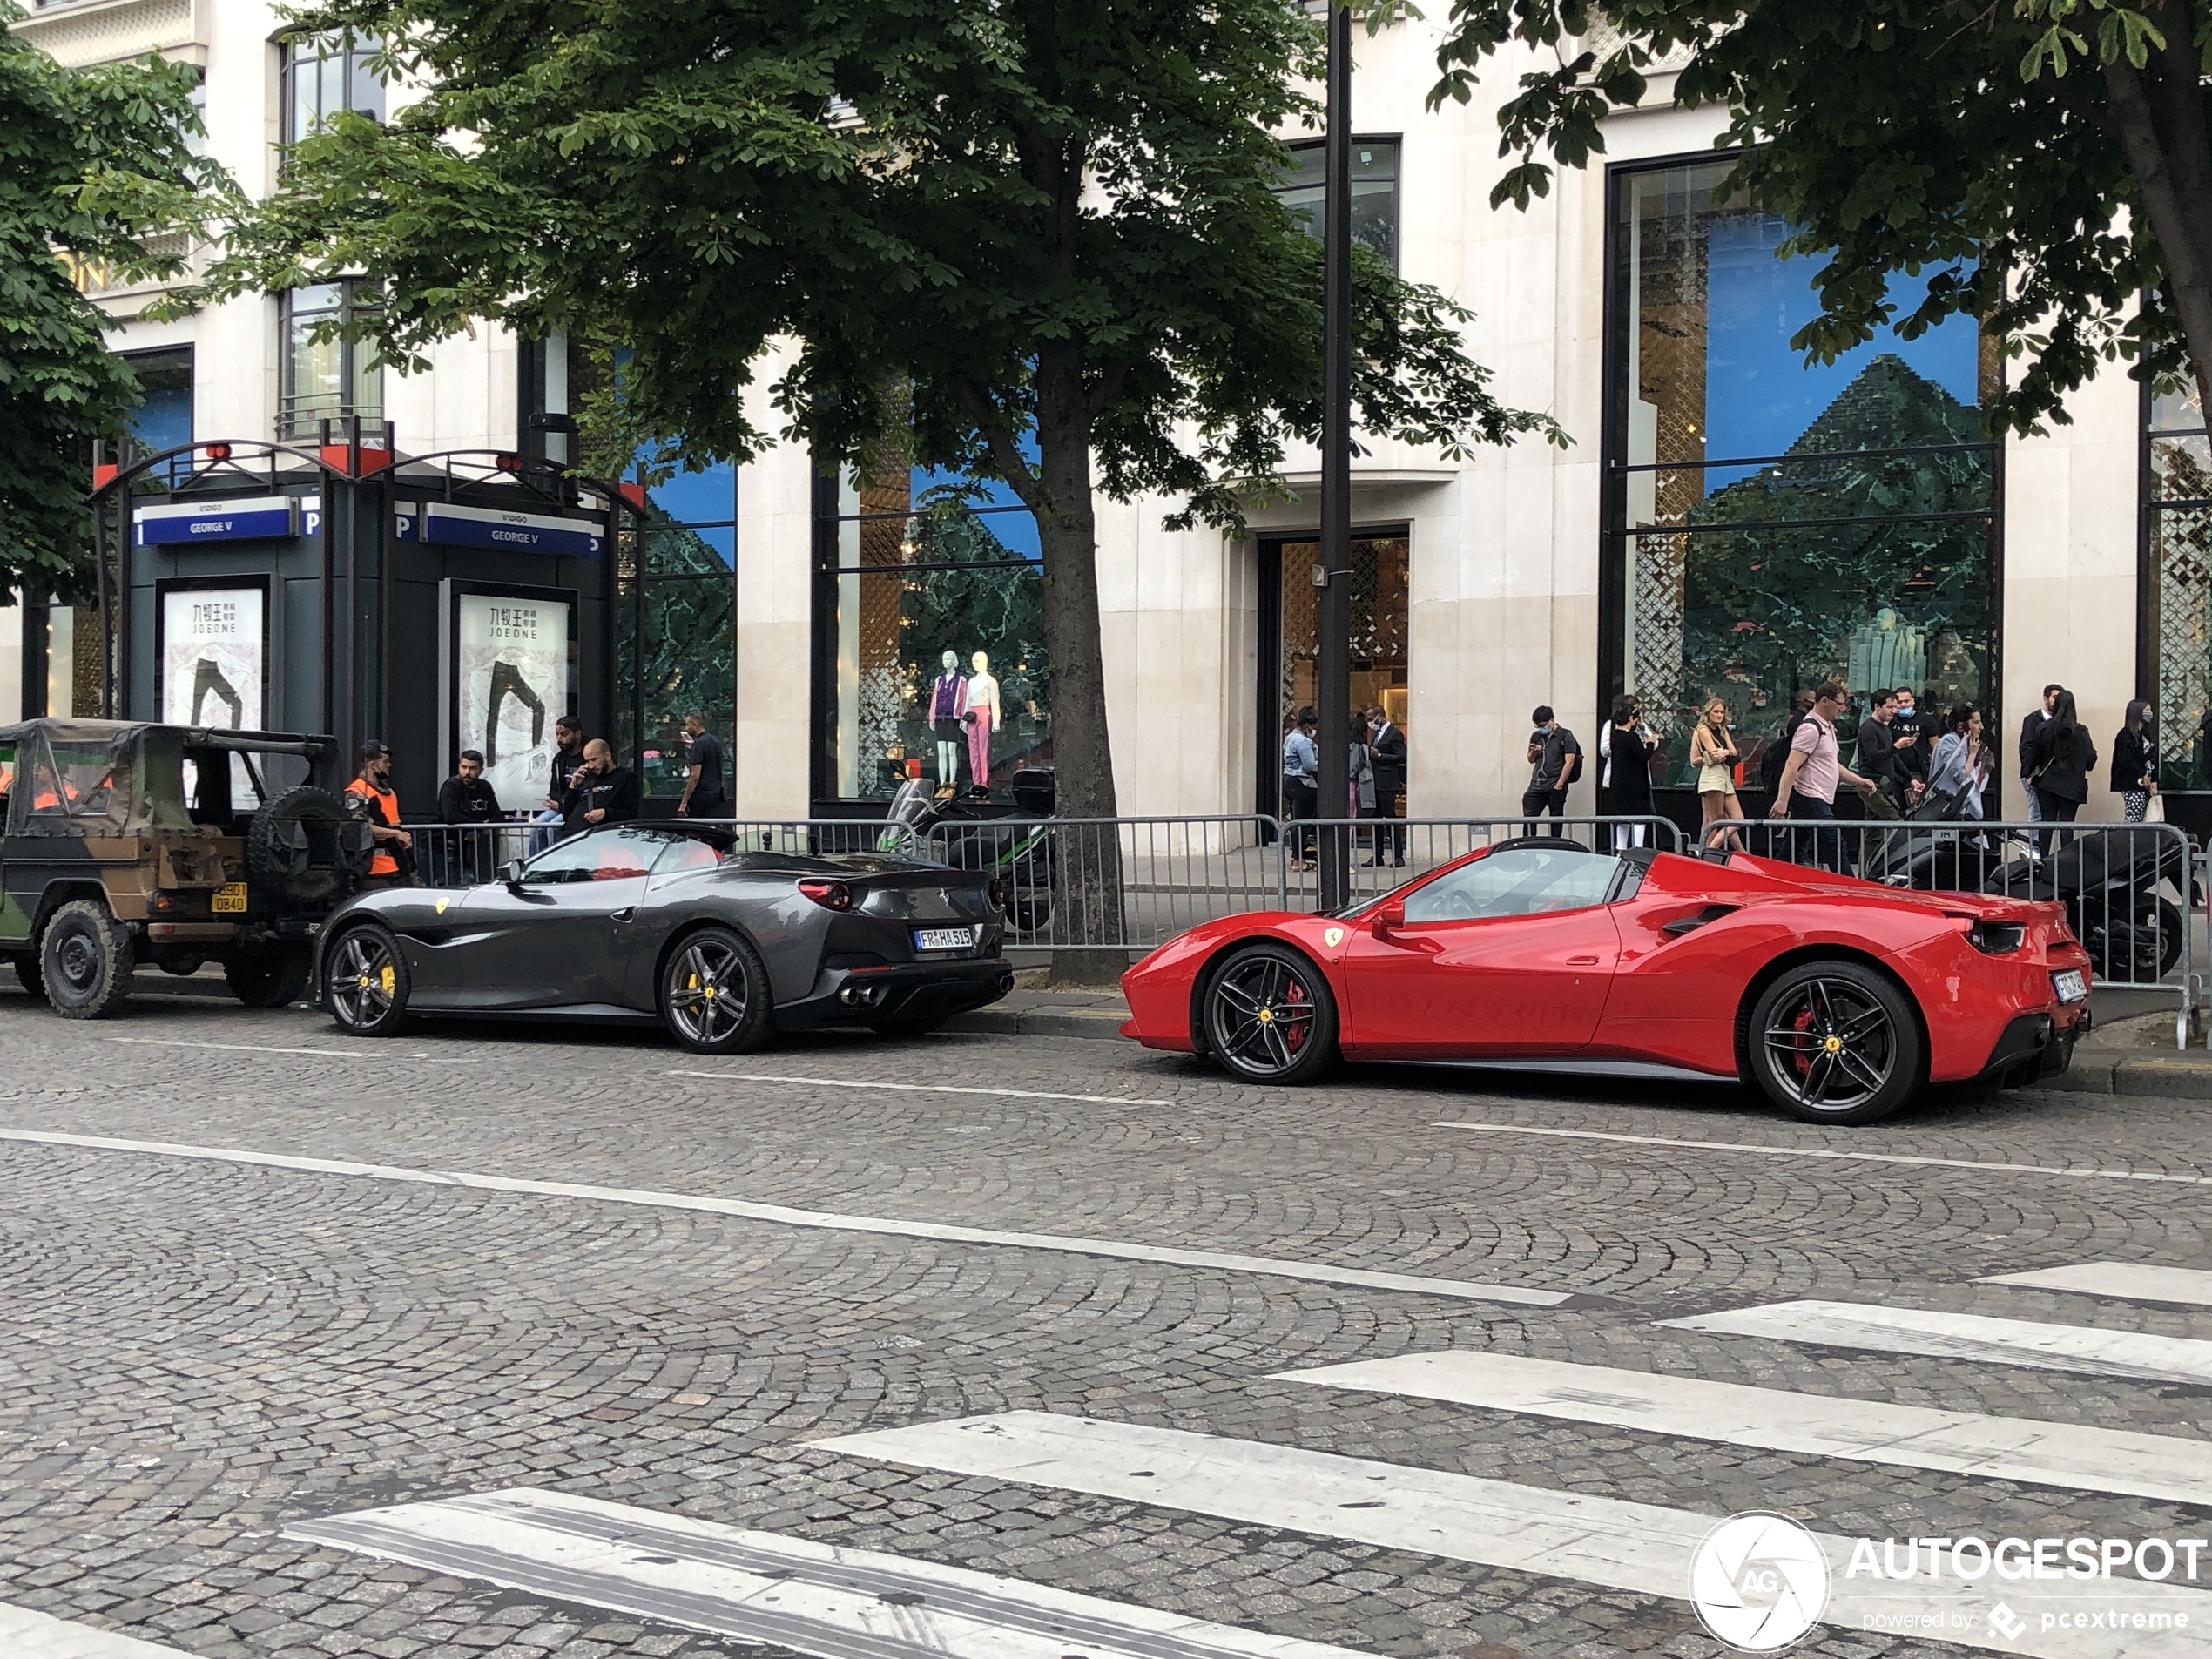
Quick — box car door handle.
[610,906,635,922]
[1567,954,1602,966]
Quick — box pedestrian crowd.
[1279,704,1408,871]
[341,711,726,888]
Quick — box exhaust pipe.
[838,981,887,1008]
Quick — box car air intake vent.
[1660,904,1737,937]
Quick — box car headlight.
[1968,921,2027,955]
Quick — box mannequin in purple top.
[928,649,968,786]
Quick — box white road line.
[0,1601,192,1657]
[1982,1262,2212,1308]
[0,1128,1561,1306]
[1660,1300,2212,1382]
[289,1487,1378,1659]
[1274,1349,2212,1506]
[813,1411,2212,1659]
[1434,1118,2212,1187]
[108,1036,375,1059]
[669,1070,1171,1107]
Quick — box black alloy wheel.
[659,927,774,1055]
[39,900,135,1020]
[325,926,411,1036]
[1202,942,1339,1085]
[1747,960,1922,1124]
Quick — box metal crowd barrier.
[401,817,916,886]
[1723,816,2195,1027]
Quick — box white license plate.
[2053,969,2088,1004]
[913,926,978,953]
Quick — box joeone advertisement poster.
[454,592,569,805]
[161,586,264,732]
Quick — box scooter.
[881,769,1058,934]
[1979,827,2188,983]
[1875,806,2185,981]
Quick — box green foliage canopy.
[1426,0,2212,434]
[0,1,227,599]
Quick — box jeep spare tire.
[246,785,360,903]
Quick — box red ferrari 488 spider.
[1121,840,2094,1123]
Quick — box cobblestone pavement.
[2,978,2209,1659]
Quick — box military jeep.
[0,719,374,1018]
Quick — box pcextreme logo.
[1690,1513,1831,1651]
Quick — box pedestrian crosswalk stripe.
[1982,1262,2212,1309]
[813,1411,2212,1659]
[0,1601,193,1657]
[1274,1350,2212,1506]
[287,1487,1379,1659]
[1659,1299,2212,1382]
[0,1127,1564,1306]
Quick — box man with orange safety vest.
[345,739,416,887]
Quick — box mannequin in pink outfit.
[963,651,1001,787]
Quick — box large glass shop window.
[1608,158,2000,785]
[2148,382,2212,788]
[826,470,1049,801]
[1274,535,1409,733]
[614,447,738,797]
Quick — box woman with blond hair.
[1690,696,1746,853]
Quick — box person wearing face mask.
[2112,699,2160,822]
[1521,705,1582,836]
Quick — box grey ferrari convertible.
[315,823,1012,1051]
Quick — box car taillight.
[799,879,853,911]
[988,877,1008,910]
[1968,921,2027,955]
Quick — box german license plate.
[913,926,977,953]
[2052,968,2087,1004]
[212,882,248,914]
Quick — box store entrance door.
[1256,530,1410,819]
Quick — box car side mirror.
[500,860,526,889]
[1372,899,1404,937]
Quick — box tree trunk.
[2104,23,2212,411]
[1030,342,1126,986]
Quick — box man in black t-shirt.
[564,740,641,831]
[677,710,728,819]
[435,749,504,882]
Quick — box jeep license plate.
[2052,968,2087,1004]
[212,882,248,914]
[913,926,977,953]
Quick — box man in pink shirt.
[1771,679,1879,872]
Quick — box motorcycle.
[1874,806,2185,982]
[1980,827,2187,983]
[880,769,1057,934]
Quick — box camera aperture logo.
[1691,1513,1831,1651]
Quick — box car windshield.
[520,825,718,883]
[1400,844,1626,923]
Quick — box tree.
[199,0,1562,976]
[0,1,224,600]
[1428,0,2212,431]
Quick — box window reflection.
[824,467,1050,801]
[1275,138,1399,269]
[2148,381,2211,788]
[1608,158,1997,787]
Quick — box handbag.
[2147,791,2168,823]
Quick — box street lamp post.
[1315,0,1355,911]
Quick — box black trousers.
[1364,786,1404,860]
[1521,787,1568,836]
[188,657,243,727]
[1282,776,1318,858]
[484,661,546,767]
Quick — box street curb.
[2036,1055,2212,1098]
[944,1006,1130,1041]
